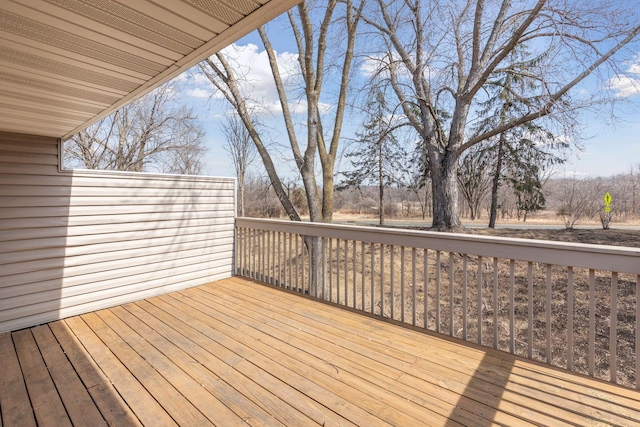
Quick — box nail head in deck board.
[48,321,143,427]
[80,311,213,426]
[10,329,72,427]
[63,316,177,427]
[0,333,37,427]
[30,324,108,427]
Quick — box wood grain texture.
[3,277,640,426]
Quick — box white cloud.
[607,54,640,97]
[187,88,213,99]
[186,43,307,116]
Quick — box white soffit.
[0,0,299,139]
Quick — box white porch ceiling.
[0,0,299,139]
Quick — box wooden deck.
[2,277,640,426]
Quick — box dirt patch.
[469,228,640,248]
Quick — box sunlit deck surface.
[2,277,640,426]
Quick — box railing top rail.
[236,217,640,274]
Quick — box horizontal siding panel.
[1,133,236,333]
[1,220,233,243]
[0,266,232,333]
[0,229,234,255]
[3,242,232,279]
[0,163,61,175]
[0,195,236,207]
[0,234,233,268]
[0,150,59,165]
[1,255,232,311]
[0,209,235,230]
[0,203,234,219]
[0,246,232,299]
[0,141,59,155]
[0,131,58,145]
[0,184,235,198]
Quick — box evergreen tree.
[339,91,406,225]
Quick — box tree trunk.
[430,151,462,231]
[488,132,506,228]
[379,141,384,226]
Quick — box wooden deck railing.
[235,217,640,389]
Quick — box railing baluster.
[390,246,395,320]
[329,238,333,302]
[352,240,357,309]
[436,250,441,333]
[546,264,552,364]
[235,220,639,386]
[589,269,595,376]
[401,246,406,323]
[424,249,428,329]
[278,232,282,287]
[337,239,341,305]
[302,236,306,293]
[380,244,385,317]
[493,257,498,349]
[509,260,515,354]
[288,233,292,289]
[478,256,483,345]
[610,272,618,383]
[528,262,533,359]
[567,266,574,370]
[344,240,349,307]
[463,255,468,341]
[451,252,456,337]
[412,248,417,326]
[370,243,375,314]
[361,241,365,311]
[294,235,298,291]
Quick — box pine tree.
[339,91,406,225]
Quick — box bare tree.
[65,83,207,174]
[198,0,364,294]
[222,112,256,216]
[364,0,640,230]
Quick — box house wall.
[0,131,235,333]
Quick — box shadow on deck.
[1,277,640,426]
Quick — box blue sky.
[180,18,640,180]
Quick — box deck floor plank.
[11,329,72,427]
[80,311,215,427]
[64,316,177,427]
[3,277,640,427]
[215,277,640,426]
[170,288,460,427]
[184,286,498,427]
[153,294,386,426]
[194,284,547,427]
[104,305,281,427]
[119,301,318,427]
[30,325,108,427]
[48,320,143,427]
[0,333,36,427]
[132,298,346,427]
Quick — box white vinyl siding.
[0,131,236,333]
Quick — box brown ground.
[469,228,640,248]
